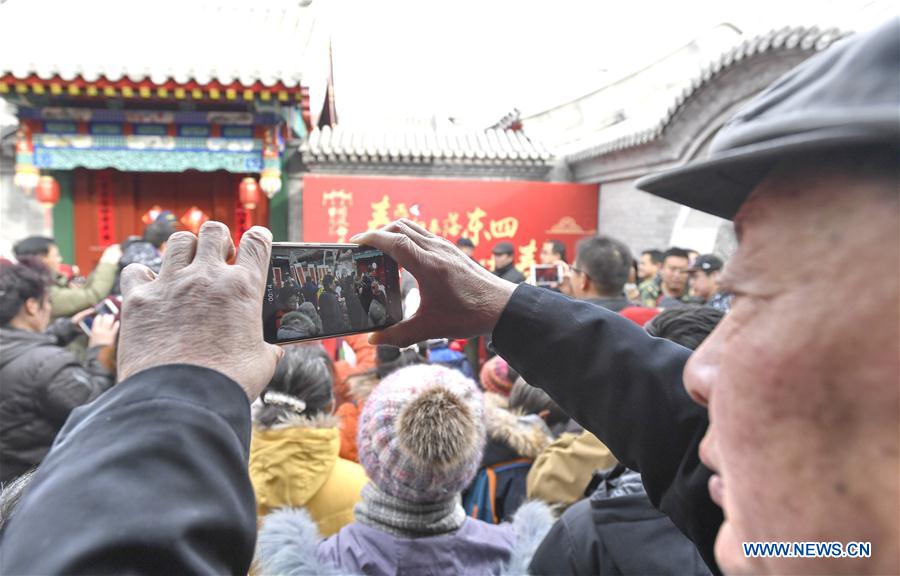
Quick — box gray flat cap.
[636,18,900,220]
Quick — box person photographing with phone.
[0,258,119,484]
[1,21,897,576]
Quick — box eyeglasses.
[570,266,590,280]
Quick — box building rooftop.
[0,0,319,92]
[302,124,554,166]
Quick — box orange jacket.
[332,334,376,406]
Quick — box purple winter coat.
[256,501,554,576]
[319,518,515,575]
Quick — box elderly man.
[0,18,895,576]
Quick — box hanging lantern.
[141,204,164,225]
[14,127,39,192]
[239,177,261,210]
[34,176,60,208]
[180,206,209,235]
[259,129,282,198]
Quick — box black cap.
[688,254,724,273]
[636,19,900,220]
[492,241,515,255]
[456,237,475,249]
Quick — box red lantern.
[239,177,261,210]
[35,176,60,207]
[180,206,209,234]
[141,204,164,225]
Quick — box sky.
[323,0,894,128]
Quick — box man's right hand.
[100,244,123,265]
[350,219,517,347]
[88,314,120,348]
[117,223,283,402]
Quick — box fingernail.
[349,234,362,243]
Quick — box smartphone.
[79,296,122,336]
[263,242,403,345]
[531,264,563,287]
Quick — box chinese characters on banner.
[95,171,117,247]
[303,175,598,272]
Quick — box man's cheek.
[715,520,757,576]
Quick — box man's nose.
[683,338,718,408]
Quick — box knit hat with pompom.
[357,364,485,503]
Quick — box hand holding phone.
[263,243,403,345]
[88,314,120,348]
[530,264,564,287]
[78,296,122,336]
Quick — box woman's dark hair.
[645,305,725,350]
[143,221,176,249]
[0,259,53,326]
[12,236,55,259]
[257,346,334,427]
[375,345,426,379]
[509,377,568,427]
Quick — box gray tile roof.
[564,25,850,163]
[0,0,316,88]
[301,125,554,167]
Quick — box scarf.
[354,483,466,539]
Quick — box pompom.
[397,385,480,470]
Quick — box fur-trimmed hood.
[255,500,555,576]
[250,414,343,512]
[483,393,553,459]
[346,371,379,404]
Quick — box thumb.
[369,314,434,348]
[244,343,285,402]
[120,263,157,296]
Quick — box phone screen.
[78,296,122,336]
[263,243,403,345]
[532,264,562,286]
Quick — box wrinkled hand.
[350,219,516,347]
[88,314,119,348]
[117,222,283,401]
[100,243,123,265]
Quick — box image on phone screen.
[263,243,402,344]
[532,264,562,287]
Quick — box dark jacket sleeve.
[0,364,257,576]
[528,499,594,576]
[492,284,722,574]
[45,317,83,346]
[37,345,115,426]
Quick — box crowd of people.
[0,19,897,576]
[273,259,393,341]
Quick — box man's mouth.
[708,474,725,508]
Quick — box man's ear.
[23,297,41,317]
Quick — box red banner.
[95,171,116,247]
[303,175,598,271]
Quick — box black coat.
[317,290,346,334]
[530,465,711,575]
[494,262,526,284]
[492,284,722,574]
[0,365,256,575]
[0,325,114,484]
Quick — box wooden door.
[72,169,268,273]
